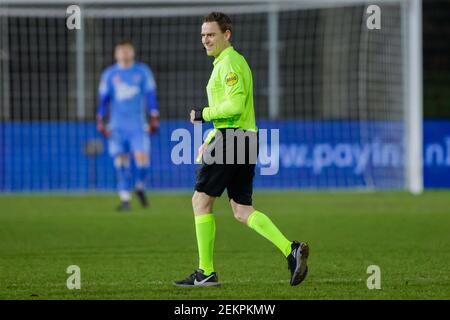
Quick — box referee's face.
[201,22,231,58]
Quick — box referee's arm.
[202,71,246,121]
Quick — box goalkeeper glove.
[96,117,111,138]
[148,113,160,134]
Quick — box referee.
[174,12,309,287]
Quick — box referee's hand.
[190,110,197,124]
[190,109,204,124]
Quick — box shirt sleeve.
[142,64,159,115]
[202,62,246,122]
[96,69,112,118]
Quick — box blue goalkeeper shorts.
[108,128,150,157]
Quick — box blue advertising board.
[0,120,449,191]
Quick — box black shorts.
[194,128,258,206]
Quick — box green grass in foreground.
[0,191,449,299]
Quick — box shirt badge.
[225,72,238,86]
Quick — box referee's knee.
[231,202,254,224]
[192,192,214,215]
[233,211,248,224]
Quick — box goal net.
[0,0,422,192]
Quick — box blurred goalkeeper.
[174,12,309,287]
[96,40,159,211]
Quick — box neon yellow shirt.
[202,46,257,143]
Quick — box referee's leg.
[230,199,309,286]
[231,199,292,255]
[191,191,216,276]
[173,191,219,286]
[192,191,215,216]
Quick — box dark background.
[423,0,450,119]
[0,0,448,121]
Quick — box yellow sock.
[195,214,216,275]
[247,210,292,257]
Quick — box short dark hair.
[115,39,134,49]
[203,12,232,34]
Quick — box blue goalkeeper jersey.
[96,62,158,131]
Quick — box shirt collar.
[116,62,135,70]
[213,46,234,66]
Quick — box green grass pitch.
[1,191,449,300]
